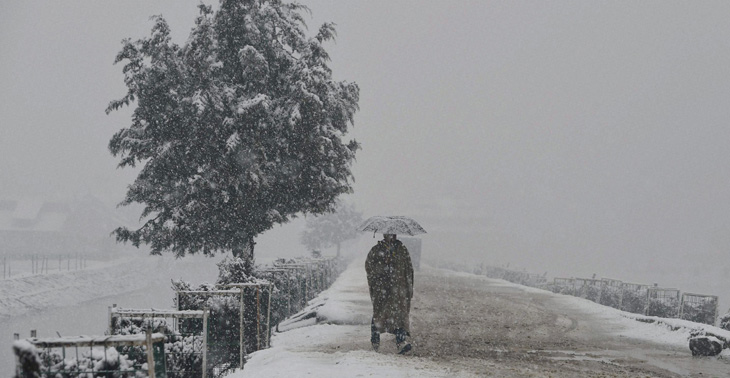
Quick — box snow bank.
[276,257,371,332]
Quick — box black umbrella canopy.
[358,216,426,236]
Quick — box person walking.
[365,233,414,354]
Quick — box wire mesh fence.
[598,278,623,308]
[14,331,166,377]
[574,278,602,303]
[679,293,719,326]
[617,282,650,314]
[109,307,209,378]
[646,287,681,318]
[175,288,246,376]
[12,255,343,377]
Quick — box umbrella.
[358,216,427,236]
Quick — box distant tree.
[300,202,362,256]
[106,0,360,263]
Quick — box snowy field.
[0,255,159,319]
[229,259,730,377]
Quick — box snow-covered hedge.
[11,335,165,378]
[111,316,203,378]
[172,255,342,377]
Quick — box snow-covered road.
[231,259,730,377]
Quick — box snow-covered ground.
[4,251,728,376]
[0,252,227,321]
[0,255,160,319]
[229,259,730,377]
[229,258,462,377]
[444,268,730,350]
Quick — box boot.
[395,328,411,355]
[371,319,380,351]
[398,343,412,355]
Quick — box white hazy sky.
[3,1,730,300]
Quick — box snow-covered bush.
[217,256,255,285]
[165,335,204,378]
[598,286,622,309]
[681,298,718,326]
[24,344,143,378]
[646,297,679,318]
[719,310,730,331]
[579,284,602,303]
[12,340,41,378]
[169,255,340,376]
[620,289,648,314]
[110,315,202,378]
[173,279,241,377]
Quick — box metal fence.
[13,255,343,377]
[598,278,623,308]
[2,253,89,279]
[680,293,719,326]
[176,288,247,375]
[646,287,681,318]
[14,331,166,377]
[109,306,209,378]
[573,278,602,303]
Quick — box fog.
[2,1,730,308]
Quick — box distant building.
[0,195,132,256]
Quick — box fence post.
[618,285,624,311]
[256,286,261,351]
[266,283,272,348]
[679,293,685,320]
[108,304,117,335]
[202,308,208,378]
[303,266,308,305]
[146,329,156,378]
[240,289,245,368]
[286,269,291,316]
[175,291,180,332]
[675,291,681,319]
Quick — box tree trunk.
[244,236,255,261]
[232,237,256,266]
[336,242,341,258]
